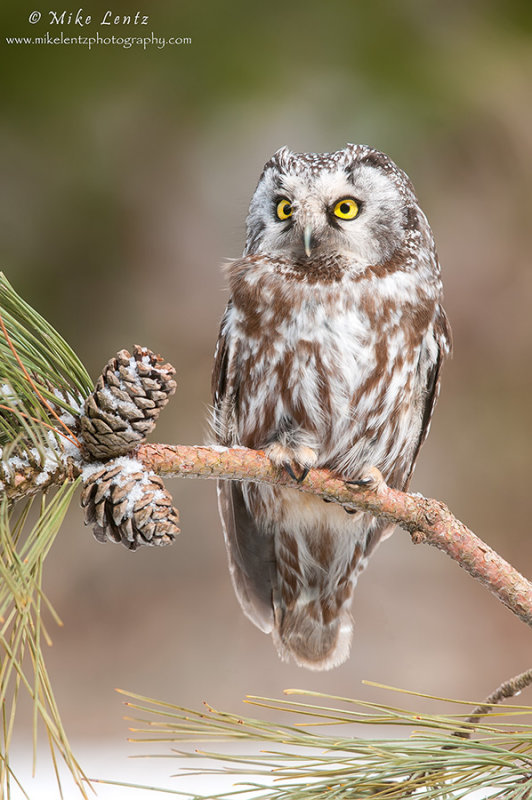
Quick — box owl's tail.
[273,598,354,671]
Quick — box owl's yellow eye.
[333,198,359,220]
[276,198,293,220]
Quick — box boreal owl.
[212,144,451,670]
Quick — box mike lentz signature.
[43,9,149,26]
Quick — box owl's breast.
[229,274,373,444]
[226,264,436,481]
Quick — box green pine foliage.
[0,272,92,463]
[0,273,91,797]
[117,685,532,799]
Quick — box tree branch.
[4,442,532,630]
[136,443,532,628]
[455,667,532,739]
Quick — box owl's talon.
[282,462,299,482]
[343,467,383,514]
[297,466,310,483]
[345,466,385,491]
[282,463,309,482]
[346,477,373,487]
[265,442,317,483]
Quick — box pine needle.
[0,273,93,797]
[116,687,532,799]
[0,482,91,797]
[0,271,91,463]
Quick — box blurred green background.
[1,0,531,756]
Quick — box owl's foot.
[342,467,385,514]
[345,466,385,490]
[265,443,318,483]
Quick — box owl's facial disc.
[245,153,409,267]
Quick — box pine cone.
[80,346,176,460]
[80,458,180,550]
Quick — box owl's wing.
[212,303,275,634]
[211,302,231,414]
[404,305,452,487]
[217,481,275,633]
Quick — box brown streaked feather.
[211,301,231,412]
[403,305,452,489]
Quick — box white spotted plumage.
[212,144,451,670]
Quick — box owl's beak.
[303,224,313,257]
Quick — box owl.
[212,144,451,670]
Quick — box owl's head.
[244,144,422,269]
